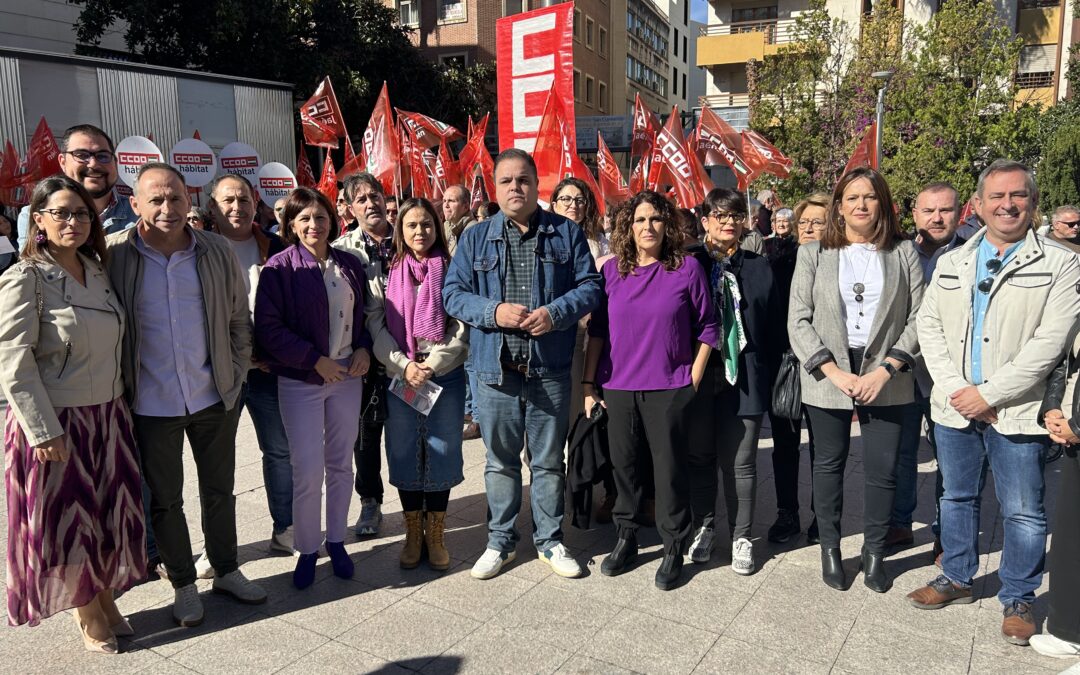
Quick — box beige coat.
[917,228,1080,434]
[106,226,252,410]
[0,254,124,445]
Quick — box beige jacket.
[364,272,468,378]
[332,228,388,282]
[0,254,124,445]
[917,228,1080,434]
[106,226,252,410]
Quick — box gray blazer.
[787,239,924,410]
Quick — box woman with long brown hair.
[788,168,923,593]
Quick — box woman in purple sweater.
[254,188,373,589]
[582,190,719,591]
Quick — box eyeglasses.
[1056,219,1080,228]
[555,195,587,207]
[977,257,1003,294]
[39,208,93,223]
[798,218,826,230]
[186,215,201,223]
[708,211,745,222]
[62,149,115,165]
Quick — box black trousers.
[770,407,815,514]
[134,402,242,589]
[1048,445,1080,643]
[805,403,904,554]
[353,368,386,502]
[605,385,695,553]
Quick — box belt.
[501,360,529,375]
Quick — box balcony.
[697,18,798,66]
[699,93,751,108]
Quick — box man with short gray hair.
[1048,205,1080,255]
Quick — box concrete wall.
[0,0,128,53]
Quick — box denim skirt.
[385,365,467,491]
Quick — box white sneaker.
[194,551,214,579]
[471,548,516,580]
[732,537,755,576]
[354,498,382,536]
[688,526,715,563]
[172,584,204,627]
[539,544,583,578]
[270,526,295,554]
[1030,633,1080,659]
[212,569,268,604]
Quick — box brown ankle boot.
[425,511,450,571]
[400,511,423,569]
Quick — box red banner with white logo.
[496,3,575,153]
[532,84,603,210]
[396,110,463,149]
[317,152,338,208]
[596,132,629,208]
[742,129,793,179]
[296,145,317,188]
[632,94,662,159]
[647,107,708,209]
[301,76,347,148]
[458,113,495,201]
[696,107,756,189]
[361,82,400,196]
[27,117,61,181]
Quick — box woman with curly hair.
[582,190,718,590]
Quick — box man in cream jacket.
[909,159,1080,648]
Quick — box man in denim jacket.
[444,149,602,580]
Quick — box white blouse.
[838,243,882,349]
[322,256,356,360]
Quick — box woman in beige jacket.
[0,175,145,653]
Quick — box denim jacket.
[443,209,602,384]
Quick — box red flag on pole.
[193,129,202,140]
[631,93,663,160]
[532,84,603,207]
[595,132,629,207]
[404,128,432,199]
[469,172,487,210]
[647,107,708,209]
[844,123,877,176]
[360,82,400,196]
[457,113,495,201]
[301,76,347,148]
[344,135,357,166]
[296,145,317,188]
[396,110,463,148]
[695,107,757,190]
[27,117,61,180]
[437,142,462,188]
[316,152,338,207]
[742,130,792,179]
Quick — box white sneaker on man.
[354,498,382,536]
[539,544,582,578]
[732,537,755,576]
[172,584,204,627]
[212,569,268,604]
[269,526,295,554]
[1030,633,1080,659]
[688,526,715,563]
[194,551,214,579]
[471,548,516,580]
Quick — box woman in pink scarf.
[365,197,468,571]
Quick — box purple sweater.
[589,256,719,391]
[254,244,373,385]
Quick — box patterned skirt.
[5,397,146,626]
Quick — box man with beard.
[17,124,136,249]
[1046,205,1080,256]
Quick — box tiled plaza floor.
[2,408,1078,674]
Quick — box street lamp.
[871,70,894,171]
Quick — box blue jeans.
[936,423,1048,606]
[891,400,926,529]
[464,359,480,426]
[385,367,466,491]
[242,368,293,533]
[474,370,571,553]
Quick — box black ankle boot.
[821,547,846,590]
[861,547,890,593]
[601,535,638,577]
[654,551,683,591]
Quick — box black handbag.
[771,349,802,420]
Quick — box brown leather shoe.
[463,422,481,441]
[1002,602,1036,646]
[884,526,914,550]
[907,575,974,609]
[933,537,943,568]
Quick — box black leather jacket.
[1039,354,1080,438]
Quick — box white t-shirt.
[225,236,262,315]
[838,243,882,349]
[323,256,355,360]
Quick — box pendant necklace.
[851,244,874,330]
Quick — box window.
[439,53,467,68]
[682,73,687,97]
[503,0,523,16]
[684,0,689,25]
[437,0,466,23]
[574,69,581,101]
[733,6,778,23]
[1016,71,1055,87]
[586,75,595,105]
[399,0,419,27]
[599,27,608,56]
[683,37,687,63]
[673,66,678,95]
[586,17,595,49]
[574,9,581,40]
[1019,0,1062,7]
[599,81,608,112]
[674,29,679,56]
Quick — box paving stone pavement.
[2,409,1078,674]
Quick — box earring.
[34,232,46,244]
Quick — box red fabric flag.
[301,76,347,148]
[0,140,21,204]
[632,93,663,160]
[316,152,338,208]
[27,117,61,181]
[437,142,461,188]
[742,130,793,179]
[844,123,877,176]
[647,107,708,209]
[469,172,487,210]
[396,110,463,148]
[457,113,495,202]
[628,155,648,195]
[296,145,317,188]
[344,135,357,166]
[193,129,202,140]
[959,196,975,223]
[695,107,757,190]
[404,128,432,199]
[360,82,400,196]
[595,132,629,207]
[532,84,603,208]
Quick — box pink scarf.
[385,251,447,360]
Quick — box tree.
[70,0,495,136]
[1038,122,1080,209]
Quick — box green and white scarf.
[706,246,747,385]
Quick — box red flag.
[532,84,601,204]
[632,93,663,160]
[647,107,708,209]
[316,152,338,207]
[959,196,975,223]
[742,130,792,179]
[695,107,757,189]
[396,110,463,148]
[361,82,400,196]
[469,172,487,210]
[301,76,347,148]
[0,140,21,204]
[193,129,202,140]
[436,142,461,188]
[296,145,317,188]
[458,113,495,201]
[27,117,61,180]
[344,135,357,166]
[844,122,877,176]
[595,132,629,207]
[629,155,648,195]
[404,128,432,199]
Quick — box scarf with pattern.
[385,250,447,360]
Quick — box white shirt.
[323,256,356,360]
[225,236,262,315]
[838,243,882,349]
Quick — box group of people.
[1,122,1079,663]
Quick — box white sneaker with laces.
[270,526,295,554]
[1030,633,1080,659]
[732,537,755,576]
[471,548,516,580]
[172,584,204,627]
[194,551,214,579]
[539,544,582,578]
[688,526,715,563]
[212,569,268,604]
[354,498,382,536]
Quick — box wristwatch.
[879,362,897,378]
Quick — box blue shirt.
[971,237,1022,384]
[18,188,137,250]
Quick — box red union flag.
[458,113,495,200]
[396,110,463,149]
[496,3,574,152]
[742,130,793,178]
[647,107,707,209]
[844,122,877,176]
[301,76,347,148]
[436,142,461,188]
[316,152,338,209]
[361,82,400,196]
[532,85,603,211]
[696,107,756,189]
[632,93,662,159]
[27,117,61,180]
[296,145,317,188]
[595,132,629,207]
